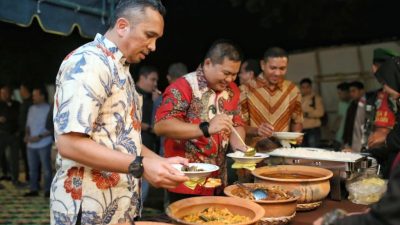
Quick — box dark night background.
[0,0,399,90]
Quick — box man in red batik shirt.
[154,40,246,203]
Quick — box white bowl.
[171,163,219,179]
[272,132,304,140]
[227,152,269,164]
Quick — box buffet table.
[289,199,369,225]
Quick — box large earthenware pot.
[252,165,333,211]
[166,196,265,225]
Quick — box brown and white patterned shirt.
[240,77,303,146]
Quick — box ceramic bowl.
[166,196,265,225]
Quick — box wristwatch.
[199,122,210,137]
[128,156,144,178]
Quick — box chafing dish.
[265,147,373,200]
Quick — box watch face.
[129,156,144,178]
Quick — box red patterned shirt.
[155,66,244,195]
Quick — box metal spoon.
[234,181,268,201]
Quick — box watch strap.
[199,122,210,138]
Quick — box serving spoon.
[234,181,268,201]
[230,125,256,156]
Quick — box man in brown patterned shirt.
[240,47,303,147]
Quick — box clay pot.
[252,165,332,206]
[166,196,265,225]
[224,183,298,218]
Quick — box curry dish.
[182,207,250,224]
[231,185,293,201]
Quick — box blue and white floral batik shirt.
[51,33,143,225]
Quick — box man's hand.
[208,114,233,135]
[296,135,304,145]
[368,129,390,149]
[141,123,152,132]
[257,123,274,137]
[0,116,6,123]
[28,136,41,143]
[152,89,161,101]
[143,157,189,189]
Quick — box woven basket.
[257,212,296,225]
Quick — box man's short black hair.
[348,81,364,90]
[20,82,33,93]
[109,0,166,29]
[204,39,243,64]
[263,47,289,60]
[168,62,188,80]
[243,59,261,76]
[138,65,158,77]
[300,78,312,86]
[337,82,349,91]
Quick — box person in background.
[300,78,324,147]
[238,58,261,106]
[238,59,261,88]
[18,83,33,182]
[136,65,160,153]
[314,56,400,225]
[150,61,188,209]
[23,86,53,197]
[334,82,351,145]
[152,62,188,156]
[136,65,161,204]
[154,39,246,203]
[364,48,398,178]
[342,81,365,152]
[0,85,21,187]
[50,1,188,224]
[240,47,303,148]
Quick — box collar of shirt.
[195,65,210,91]
[257,76,284,91]
[94,33,127,66]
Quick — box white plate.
[171,163,219,179]
[227,152,269,164]
[272,132,304,140]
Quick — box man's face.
[32,89,44,104]
[238,62,253,85]
[204,58,241,92]
[120,8,164,63]
[0,88,10,102]
[372,63,379,74]
[261,57,288,85]
[19,85,30,99]
[349,87,363,100]
[300,82,312,96]
[337,89,350,101]
[141,72,158,93]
